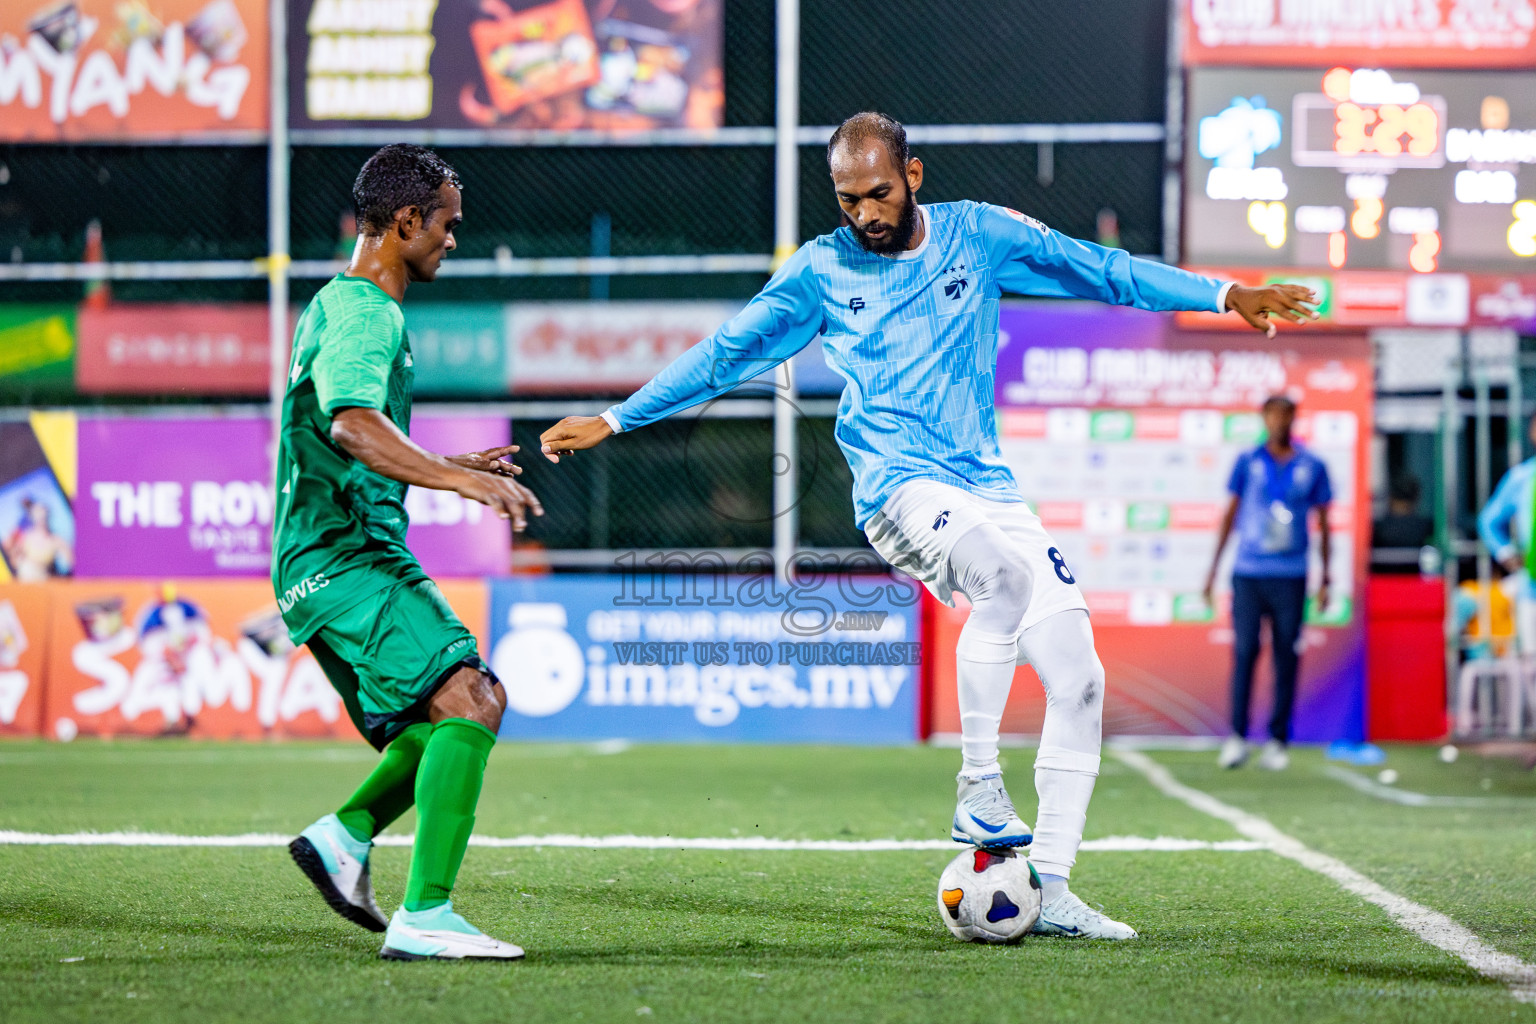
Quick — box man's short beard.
[851,188,919,254]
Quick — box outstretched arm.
[976,203,1317,335]
[541,246,824,460]
[331,408,543,530]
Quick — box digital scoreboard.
[1183,68,1536,273]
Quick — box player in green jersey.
[274,144,541,961]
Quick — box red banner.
[75,304,274,395]
[0,0,269,142]
[1177,269,1536,331]
[1182,0,1536,68]
[1,579,486,740]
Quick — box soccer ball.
[936,847,1042,943]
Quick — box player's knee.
[1046,657,1105,717]
[987,554,1034,615]
[469,671,505,729]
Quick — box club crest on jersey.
[1004,207,1046,233]
[943,264,969,300]
[849,296,866,314]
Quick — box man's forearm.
[331,408,465,491]
[1318,508,1332,579]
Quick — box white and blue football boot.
[1031,889,1138,939]
[289,813,388,933]
[379,902,525,961]
[950,773,1034,849]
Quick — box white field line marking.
[1114,748,1536,1004]
[0,831,1262,853]
[1321,765,1536,808]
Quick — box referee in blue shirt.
[1204,395,1332,771]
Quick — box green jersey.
[272,275,427,643]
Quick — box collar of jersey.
[336,273,403,308]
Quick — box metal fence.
[0,0,1179,570]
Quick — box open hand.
[1226,284,1320,338]
[453,470,543,531]
[447,445,522,477]
[540,416,614,463]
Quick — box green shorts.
[306,578,489,750]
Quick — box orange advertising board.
[0,0,269,142]
[0,585,51,737]
[24,579,486,741]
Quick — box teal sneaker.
[380,902,525,961]
[950,773,1034,849]
[289,813,387,932]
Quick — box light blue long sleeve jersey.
[1478,456,1536,597]
[602,200,1232,528]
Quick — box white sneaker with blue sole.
[950,773,1034,849]
[288,813,387,933]
[380,902,525,961]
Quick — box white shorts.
[863,479,1088,632]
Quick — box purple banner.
[404,416,512,578]
[76,416,511,579]
[78,417,272,577]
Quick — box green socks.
[402,717,497,911]
[335,721,432,843]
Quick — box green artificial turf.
[0,740,1532,1023]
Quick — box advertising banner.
[288,0,723,136]
[74,414,511,579]
[36,578,485,741]
[0,586,50,736]
[75,303,275,396]
[0,413,78,585]
[488,573,921,743]
[507,300,741,393]
[403,416,514,577]
[0,0,269,142]
[949,302,1373,742]
[404,303,507,396]
[1181,0,1536,68]
[0,306,76,400]
[76,416,272,577]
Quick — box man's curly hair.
[352,144,461,236]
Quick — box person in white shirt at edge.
[538,112,1319,939]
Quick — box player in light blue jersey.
[1478,415,1536,653]
[540,112,1318,940]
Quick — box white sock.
[1015,610,1105,879]
[947,526,1034,779]
[1030,752,1099,878]
[957,625,1018,777]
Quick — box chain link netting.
[0,0,1177,553]
[800,0,1170,126]
[509,412,863,556]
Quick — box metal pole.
[1161,0,1184,265]
[267,0,291,481]
[1510,353,1525,472]
[773,0,800,274]
[1474,370,1493,646]
[1441,372,1460,729]
[772,0,800,583]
